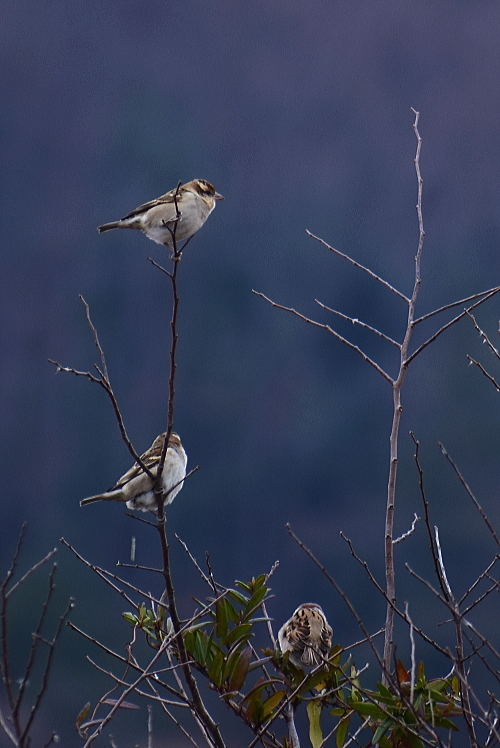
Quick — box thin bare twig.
[340,530,449,657]
[467,356,500,392]
[438,442,500,548]
[467,311,500,360]
[314,299,401,348]
[67,621,185,700]
[252,291,394,384]
[305,230,410,303]
[404,602,416,704]
[393,513,420,544]
[413,287,500,326]
[458,555,500,607]
[286,524,391,683]
[406,288,500,365]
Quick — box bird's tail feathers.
[97,221,122,233]
[80,489,125,506]
[301,647,320,667]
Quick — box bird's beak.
[215,192,224,201]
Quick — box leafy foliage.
[121,576,462,748]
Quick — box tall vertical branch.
[150,188,226,748]
[254,110,500,692]
[382,108,425,679]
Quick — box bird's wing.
[120,188,182,221]
[111,435,165,490]
[321,622,334,650]
[285,617,311,649]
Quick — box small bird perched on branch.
[97,179,223,250]
[80,432,187,513]
[278,603,333,668]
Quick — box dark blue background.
[2,1,500,744]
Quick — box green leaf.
[372,718,391,745]
[236,580,252,593]
[122,612,138,625]
[330,644,343,665]
[336,714,350,748]
[427,688,451,703]
[75,702,91,728]
[242,677,283,703]
[376,682,393,699]
[229,646,252,691]
[208,650,225,688]
[427,679,448,694]
[435,716,459,731]
[223,623,253,647]
[192,631,209,667]
[216,598,230,638]
[245,695,264,725]
[398,728,424,748]
[248,656,273,672]
[307,700,323,748]
[225,597,240,624]
[261,690,286,719]
[244,586,269,618]
[417,661,425,681]
[350,701,382,718]
[227,588,250,606]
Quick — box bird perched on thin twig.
[97,179,223,250]
[80,433,187,513]
[278,603,333,668]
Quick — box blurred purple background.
[2,1,500,744]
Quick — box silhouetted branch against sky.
[0,530,72,748]
[254,111,500,696]
[48,298,154,481]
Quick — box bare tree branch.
[315,299,401,348]
[305,230,410,303]
[252,291,394,383]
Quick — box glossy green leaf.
[242,677,282,703]
[184,629,195,654]
[376,682,393,699]
[216,598,229,639]
[229,645,252,691]
[208,650,225,688]
[223,623,252,646]
[228,588,250,606]
[307,700,323,748]
[261,690,285,719]
[245,696,263,725]
[244,586,269,617]
[236,580,252,593]
[350,701,382,717]
[193,631,208,667]
[225,597,240,624]
[427,679,448,694]
[335,714,350,748]
[248,656,272,672]
[303,668,337,693]
[330,644,342,665]
[122,612,138,625]
[372,718,391,744]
